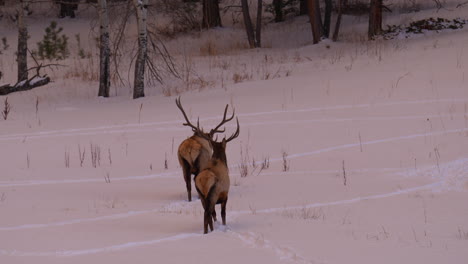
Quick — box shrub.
[36,21,69,60]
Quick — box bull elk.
[195,116,239,234]
[175,97,235,202]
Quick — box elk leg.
[181,159,192,201]
[212,209,217,222]
[195,186,207,211]
[221,197,228,225]
[207,203,215,232]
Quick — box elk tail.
[205,178,218,204]
[189,148,201,174]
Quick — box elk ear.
[221,138,227,148]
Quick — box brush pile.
[384,17,467,39]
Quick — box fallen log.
[0,75,50,95]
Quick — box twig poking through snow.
[359,132,363,152]
[2,97,10,120]
[138,103,143,123]
[342,160,347,186]
[282,150,290,172]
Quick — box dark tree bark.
[255,0,262,48]
[98,0,110,97]
[323,0,332,38]
[272,0,283,23]
[17,0,28,83]
[241,0,255,48]
[299,0,307,15]
[133,0,148,99]
[241,0,262,48]
[368,0,383,39]
[57,0,79,18]
[202,0,222,28]
[307,0,322,44]
[332,0,344,41]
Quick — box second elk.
[195,112,239,234]
[175,97,236,202]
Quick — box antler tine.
[175,96,202,133]
[225,117,240,143]
[210,104,236,137]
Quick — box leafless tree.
[98,0,110,97]
[202,0,222,28]
[368,0,383,39]
[323,0,332,38]
[17,0,29,83]
[132,0,148,99]
[241,0,262,48]
[332,0,345,41]
[307,0,322,44]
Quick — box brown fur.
[195,140,230,234]
[177,134,212,202]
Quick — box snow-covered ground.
[1,2,468,264]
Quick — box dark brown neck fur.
[211,141,227,166]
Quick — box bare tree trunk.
[17,0,29,83]
[332,0,344,41]
[368,0,383,39]
[98,0,110,97]
[241,0,255,48]
[323,0,332,38]
[255,0,262,48]
[133,0,148,99]
[272,0,283,22]
[307,0,321,44]
[202,0,222,28]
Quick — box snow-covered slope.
[1,3,468,264]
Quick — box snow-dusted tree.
[202,0,221,28]
[368,0,383,39]
[98,0,110,97]
[17,0,29,83]
[241,0,262,48]
[132,0,148,99]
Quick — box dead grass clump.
[65,57,99,81]
[233,72,252,83]
[200,39,219,56]
[282,207,325,221]
[458,227,468,240]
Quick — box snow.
[28,76,48,86]
[1,1,468,264]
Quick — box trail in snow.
[0,233,203,257]
[0,180,443,258]
[2,155,466,257]
[1,151,465,233]
[228,230,316,264]
[0,98,465,141]
[0,171,178,187]
[0,179,443,232]
[1,127,465,187]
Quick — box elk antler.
[225,117,240,143]
[209,104,235,138]
[175,96,204,135]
